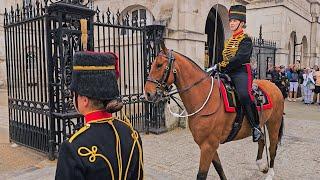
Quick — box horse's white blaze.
[265,168,274,180]
[256,159,268,172]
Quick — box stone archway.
[205,4,229,67]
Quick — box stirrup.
[252,127,263,142]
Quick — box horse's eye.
[157,64,163,68]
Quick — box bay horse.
[144,43,284,180]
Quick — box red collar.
[84,110,113,124]
[233,29,244,38]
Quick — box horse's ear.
[160,40,168,54]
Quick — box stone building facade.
[2,0,320,89]
[1,0,319,131]
[92,0,320,68]
[247,0,320,68]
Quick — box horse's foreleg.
[256,138,269,173]
[197,143,217,180]
[212,151,227,180]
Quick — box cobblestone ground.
[0,88,319,179]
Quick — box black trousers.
[228,65,254,106]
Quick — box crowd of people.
[267,64,320,105]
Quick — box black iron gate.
[4,0,166,159]
[251,26,277,79]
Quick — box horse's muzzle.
[145,90,164,103]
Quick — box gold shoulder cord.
[76,114,143,180]
[119,110,144,180]
[69,124,90,143]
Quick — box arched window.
[121,5,154,35]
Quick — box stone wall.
[247,0,320,67]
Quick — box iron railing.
[4,0,166,159]
[251,25,277,79]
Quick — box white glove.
[206,64,217,72]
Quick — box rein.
[167,75,211,96]
[168,76,215,118]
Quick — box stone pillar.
[164,0,207,67]
[310,2,320,66]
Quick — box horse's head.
[144,41,177,103]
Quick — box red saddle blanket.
[219,81,273,113]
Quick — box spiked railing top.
[94,7,146,27]
[4,0,94,26]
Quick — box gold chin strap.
[80,19,88,50]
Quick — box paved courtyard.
[0,89,319,179]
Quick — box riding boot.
[243,103,263,142]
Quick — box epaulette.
[68,124,91,143]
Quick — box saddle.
[218,73,273,143]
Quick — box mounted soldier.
[55,51,143,180]
[145,4,284,179]
[208,5,263,142]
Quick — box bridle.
[146,50,177,95]
[146,50,217,117]
[146,50,211,100]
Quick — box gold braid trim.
[229,11,246,15]
[220,34,246,68]
[108,121,123,180]
[79,114,143,180]
[78,146,115,180]
[69,124,90,143]
[120,110,144,180]
[73,65,115,71]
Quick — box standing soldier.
[55,51,143,180]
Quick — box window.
[121,7,154,35]
[132,10,139,27]
[132,9,147,27]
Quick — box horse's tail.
[278,116,284,145]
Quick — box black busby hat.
[70,51,120,101]
[229,5,246,22]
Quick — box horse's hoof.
[256,159,269,173]
[265,168,274,180]
[262,169,269,174]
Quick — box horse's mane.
[173,51,207,75]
